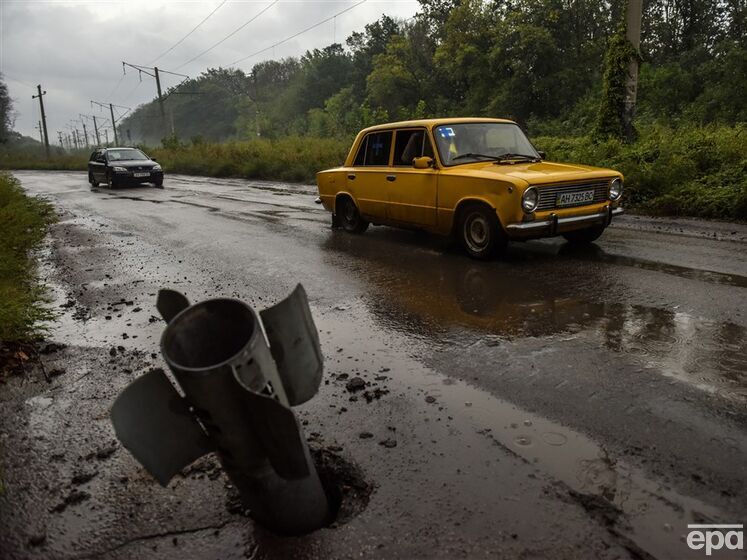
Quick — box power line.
[229,0,367,67]
[107,68,128,98]
[3,73,36,89]
[121,80,143,103]
[149,0,229,65]
[175,0,279,71]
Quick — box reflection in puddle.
[324,234,747,402]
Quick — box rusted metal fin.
[157,289,190,324]
[260,284,323,406]
[241,389,310,479]
[110,368,212,486]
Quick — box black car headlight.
[610,178,623,201]
[112,166,128,173]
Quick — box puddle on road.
[554,243,747,288]
[314,306,733,560]
[323,234,747,403]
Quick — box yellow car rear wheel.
[337,196,369,234]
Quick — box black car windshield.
[107,149,149,161]
[434,123,539,166]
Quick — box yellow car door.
[386,128,438,227]
[347,130,392,220]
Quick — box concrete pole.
[33,85,50,157]
[109,104,119,146]
[93,116,101,146]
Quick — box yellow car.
[316,118,623,259]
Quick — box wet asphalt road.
[1,170,746,559]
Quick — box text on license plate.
[133,172,150,177]
[557,190,594,206]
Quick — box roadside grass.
[148,136,351,183]
[2,124,745,221]
[0,172,56,344]
[0,146,87,172]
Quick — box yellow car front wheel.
[459,204,506,260]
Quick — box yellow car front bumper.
[505,206,624,236]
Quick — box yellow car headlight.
[522,187,539,213]
[610,178,623,201]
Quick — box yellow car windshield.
[434,123,538,166]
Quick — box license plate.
[557,190,594,206]
[133,172,150,178]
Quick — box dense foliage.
[119,0,746,143]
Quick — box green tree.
[0,76,14,144]
[595,21,638,140]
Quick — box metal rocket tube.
[160,298,330,535]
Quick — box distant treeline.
[119,0,746,144]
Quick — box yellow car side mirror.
[413,156,434,169]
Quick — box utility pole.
[93,116,101,145]
[91,100,129,146]
[154,66,165,118]
[81,122,90,148]
[104,129,109,146]
[623,0,642,142]
[37,121,44,145]
[109,103,118,145]
[32,85,50,157]
[121,61,188,133]
[81,114,102,146]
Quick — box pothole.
[224,444,373,532]
[310,444,373,528]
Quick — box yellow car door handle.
[347,174,356,180]
[386,175,396,182]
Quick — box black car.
[88,147,164,188]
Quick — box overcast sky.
[0,0,419,142]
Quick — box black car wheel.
[337,197,369,234]
[154,179,163,188]
[107,172,117,189]
[458,203,506,260]
[89,172,99,188]
[562,225,606,244]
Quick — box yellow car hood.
[445,160,620,186]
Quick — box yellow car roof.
[359,117,517,134]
